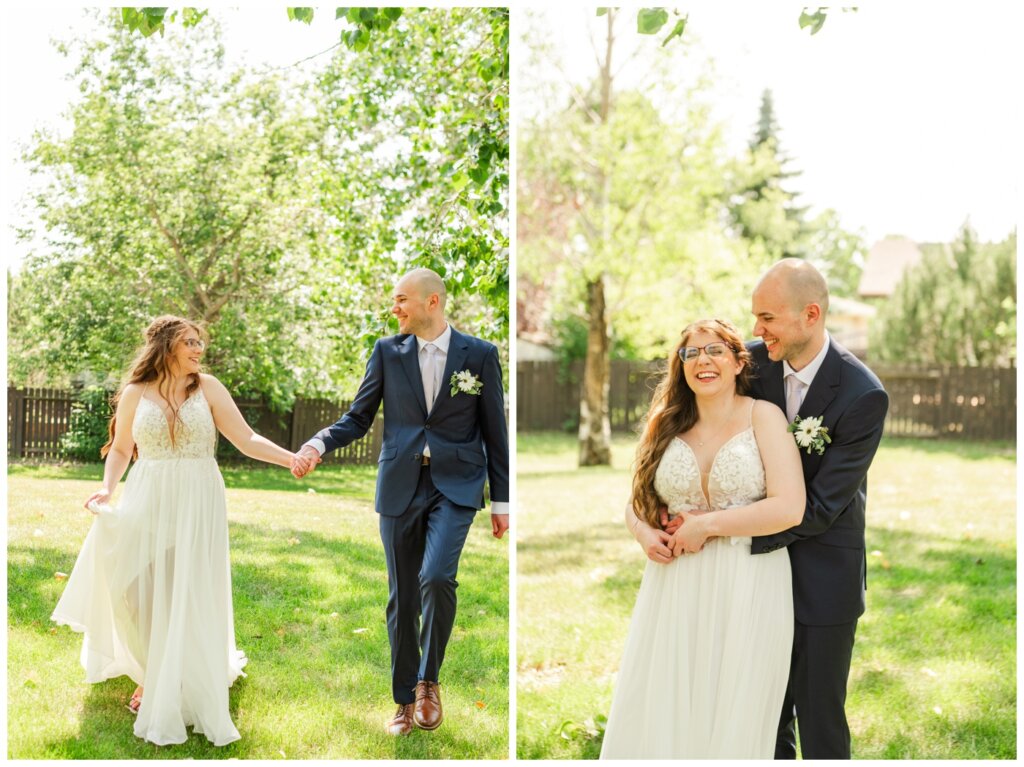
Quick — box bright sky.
[1,4,1020,276]
[517,3,1021,246]
[0,6,342,273]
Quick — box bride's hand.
[84,489,112,514]
[670,511,710,556]
[635,524,675,564]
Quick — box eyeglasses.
[678,342,731,363]
[182,339,206,351]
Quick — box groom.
[666,259,888,758]
[293,267,509,736]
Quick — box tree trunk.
[578,274,612,466]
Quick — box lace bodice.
[132,388,217,460]
[654,428,766,517]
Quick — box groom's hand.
[292,447,322,478]
[660,505,684,535]
[491,513,509,539]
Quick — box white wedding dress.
[52,387,246,746]
[600,411,793,759]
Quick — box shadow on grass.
[518,521,1015,759]
[10,516,507,759]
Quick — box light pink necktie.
[786,374,804,423]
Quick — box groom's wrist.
[303,438,326,456]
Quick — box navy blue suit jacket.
[748,338,889,625]
[313,327,509,517]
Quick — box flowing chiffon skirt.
[600,536,793,759]
[52,456,246,746]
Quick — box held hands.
[291,447,322,478]
[667,510,711,556]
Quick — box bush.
[60,386,113,462]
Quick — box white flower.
[449,369,483,396]
[787,415,831,455]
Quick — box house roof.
[858,238,923,297]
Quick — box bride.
[52,316,313,746]
[600,318,804,759]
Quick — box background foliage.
[8,8,509,407]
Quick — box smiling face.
[680,329,743,396]
[751,275,817,368]
[391,272,443,337]
[170,327,204,376]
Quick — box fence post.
[9,387,25,458]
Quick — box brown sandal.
[127,686,143,714]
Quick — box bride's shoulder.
[750,398,786,428]
[197,373,228,397]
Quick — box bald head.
[400,267,447,310]
[756,258,829,315]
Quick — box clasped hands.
[290,446,322,479]
[638,505,713,563]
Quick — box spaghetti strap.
[747,397,756,428]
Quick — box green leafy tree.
[805,209,867,298]
[726,88,810,262]
[311,7,509,367]
[872,224,1016,366]
[519,9,757,464]
[9,13,332,408]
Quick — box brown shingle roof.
[858,238,923,298]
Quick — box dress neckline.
[673,427,753,509]
[138,388,206,437]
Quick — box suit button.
[413,453,421,461]
[425,424,432,430]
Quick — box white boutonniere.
[788,415,832,455]
[450,369,483,396]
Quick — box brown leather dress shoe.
[385,703,416,736]
[414,680,443,730]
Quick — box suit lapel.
[798,340,841,420]
[432,327,469,415]
[398,335,428,416]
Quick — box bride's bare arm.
[670,401,804,554]
[200,374,302,469]
[84,383,142,511]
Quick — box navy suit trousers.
[378,465,476,704]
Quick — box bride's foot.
[127,686,143,714]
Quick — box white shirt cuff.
[491,501,509,516]
[304,438,326,456]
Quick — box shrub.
[61,386,113,462]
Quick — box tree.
[805,209,867,298]
[726,89,810,263]
[519,9,755,465]
[311,7,509,364]
[871,224,1016,366]
[10,13,333,408]
[10,8,510,402]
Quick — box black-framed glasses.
[183,339,206,351]
[678,342,731,363]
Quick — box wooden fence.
[517,361,1017,441]
[7,387,382,464]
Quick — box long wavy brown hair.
[101,316,207,459]
[631,318,754,527]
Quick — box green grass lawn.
[516,433,1016,759]
[8,462,508,759]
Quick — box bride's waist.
[135,455,217,464]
